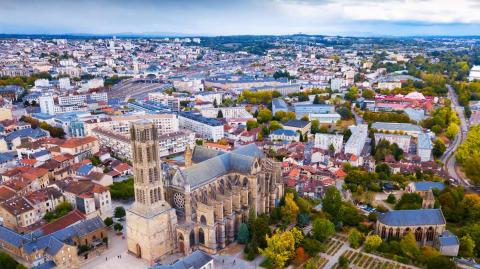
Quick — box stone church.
[126,120,284,264]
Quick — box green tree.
[257,108,273,123]
[345,86,359,101]
[386,194,397,204]
[281,193,299,224]
[311,119,320,134]
[347,228,364,249]
[110,178,134,200]
[364,234,382,252]
[0,252,24,269]
[237,223,250,244]
[114,223,123,232]
[362,89,375,99]
[459,235,476,257]
[104,217,113,227]
[322,186,342,218]
[246,119,259,131]
[269,121,283,132]
[114,206,126,218]
[312,218,335,242]
[90,156,101,166]
[400,232,420,259]
[426,256,456,269]
[395,193,423,210]
[259,229,296,269]
[432,139,446,159]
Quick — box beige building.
[126,120,284,264]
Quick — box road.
[442,84,471,187]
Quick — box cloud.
[0,0,478,35]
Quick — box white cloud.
[275,0,480,24]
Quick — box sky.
[1,0,480,36]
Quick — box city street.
[442,85,471,187]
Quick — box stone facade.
[126,120,284,264]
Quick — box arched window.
[200,215,207,225]
[404,227,411,236]
[395,228,400,238]
[415,227,423,242]
[388,228,393,238]
[189,230,195,247]
[426,227,435,241]
[199,228,205,245]
[381,226,386,239]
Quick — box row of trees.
[21,116,66,138]
[456,125,480,185]
[421,105,459,140]
[238,90,281,105]
[363,111,411,123]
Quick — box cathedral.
[126,120,284,264]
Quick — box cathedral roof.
[378,209,445,227]
[178,144,264,188]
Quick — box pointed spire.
[184,144,192,168]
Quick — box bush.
[104,217,113,226]
[339,255,349,268]
[426,256,455,269]
[114,206,126,218]
[364,235,382,252]
[347,228,364,249]
[114,223,123,232]
[386,194,397,204]
[302,236,324,256]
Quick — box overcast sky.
[1,0,480,36]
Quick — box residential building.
[417,133,433,162]
[272,98,288,115]
[314,133,343,153]
[374,133,411,153]
[270,129,300,142]
[178,112,224,142]
[344,124,368,156]
[283,120,311,136]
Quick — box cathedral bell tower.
[126,120,178,264]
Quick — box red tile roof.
[39,209,85,235]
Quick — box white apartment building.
[199,107,252,119]
[173,78,204,92]
[91,127,194,159]
[417,133,433,162]
[469,66,480,82]
[314,133,344,153]
[39,95,55,115]
[59,77,71,89]
[178,112,224,142]
[374,133,411,153]
[309,113,342,124]
[58,92,108,106]
[344,124,368,156]
[85,113,179,136]
[147,92,180,112]
[378,81,402,90]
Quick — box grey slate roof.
[378,209,446,226]
[5,128,49,143]
[179,143,263,188]
[191,146,225,163]
[413,181,445,191]
[283,120,310,129]
[371,122,423,133]
[150,250,213,269]
[438,230,459,247]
